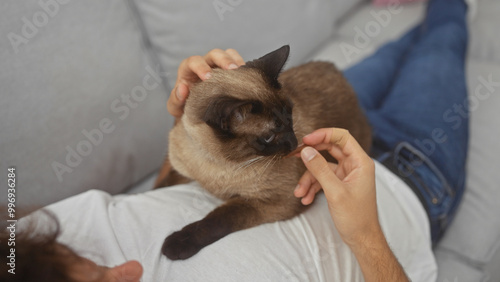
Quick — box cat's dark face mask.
[249,101,297,156]
[203,96,298,157]
[201,45,298,159]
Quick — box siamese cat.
[157,45,371,260]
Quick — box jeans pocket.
[393,142,454,206]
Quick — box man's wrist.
[347,225,409,282]
[348,225,387,254]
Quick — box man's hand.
[295,128,409,282]
[295,128,378,248]
[167,49,245,118]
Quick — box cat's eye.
[233,110,244,122]
[263,133,275,143]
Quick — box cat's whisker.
[258,155,277,180]
[235,156,265,173]
[293,124,307,140]
[293,115,301,126]
[295,131,306,140]
[236,160,254,172]
[292,116,301,131]
[256,158,269,179]
[242,156,262,167]
[270,156,280,176]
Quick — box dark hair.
[0,210,92,282]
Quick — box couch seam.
[124,0,172,93]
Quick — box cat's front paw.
[162,230,201,260]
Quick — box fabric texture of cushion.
[0,0,172,208]
[373,0,427,6]
[131,0,365,90]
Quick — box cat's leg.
[153,157,192,189]
[162,196,304,260]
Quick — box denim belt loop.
[392,142,454,201]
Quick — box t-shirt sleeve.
[41,189,128,267]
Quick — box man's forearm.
[350,228,409,282]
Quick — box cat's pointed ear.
[245,45,290,89]
[203,97,247,137]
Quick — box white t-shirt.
[36,161,436,282]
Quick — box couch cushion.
[468,0,500,64]
[434,249,488,282]
[131,0,365,90]
[310,2,425,69]
[0,0,172,208]
[435,58,500,267]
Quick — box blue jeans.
[343,0,469,244]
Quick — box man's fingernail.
[204,72,212,79]
[175,87,183,101]
[302,147,317,162]
[228,63,238,70]
[294,184,300,192]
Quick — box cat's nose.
[283,132,298,153]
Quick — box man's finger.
[204,49,240,70]
[108,260,143,282]
[303,128,365,160]
[300,147,342,192]
[180,56,212,81]
[296,170,317,198]
[225,48,246,66]
[301,182,322,205]
[167,83,188,118]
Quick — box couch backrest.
[0,0,172,208]
[132,0,364,89]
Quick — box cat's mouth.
[279,131,298,155]
[284,143,305,158]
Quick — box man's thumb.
[301,147,341,188]
[109,260,143,282]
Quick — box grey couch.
[1,0,499,281]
